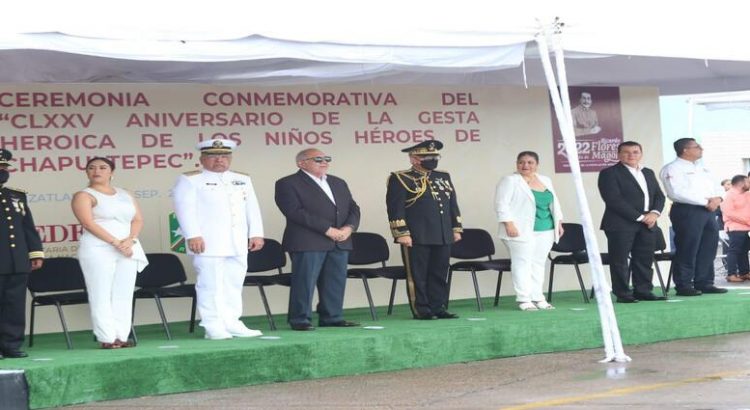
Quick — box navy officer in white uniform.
[660,138,726,296]
[173,139,265,339]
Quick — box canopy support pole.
[535,21,631,363]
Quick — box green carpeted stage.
[3,289,750,409]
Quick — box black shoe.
[696,286,728,294]
[675,288,702,296]
[615,295,638,303]
[1,349,28,358]
[414,314,438,320]
[434,311,459,319]
[634,292,667,301]
[319,320,360,327]
[290,323,315,331]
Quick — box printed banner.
[551,86,624,173]
[0,85,486,258]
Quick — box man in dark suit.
[598,141,666,303]
[386,140,462,319]
[275,148,361,331]
[0,149,44,359]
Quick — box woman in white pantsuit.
[495,151,564,311]
[72,157,148,349]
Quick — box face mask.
[0,169,9,185]
[420,159,439,170]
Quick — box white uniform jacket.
[494,173,563,243]
[173,169,264,256]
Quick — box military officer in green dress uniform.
[386,140,462,320]
[0,149,44,359]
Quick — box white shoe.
[226,324,263,338]
[518,302,538,311]
[229,328,263,338]
[534,300,555,310]
[201,323,233,340]
[204,331,233,340]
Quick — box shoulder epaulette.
[393,169,425,178]
[231,170,250,177]
[390,169,429,206]
[3,186,27,194]
[182,170,202,176]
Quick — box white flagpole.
[535,21,631,363]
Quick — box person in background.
[598,141,666,303]
[721,179,732,192]
[720,175,750,283]
[173,139,265,340]
[716,178,733,270]
[0,149,44,359]
[659,138,727,296]
[387,140,463,319]
[495,151,563,311]
[71,157,148,349]
[275,148,360,331]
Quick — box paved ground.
[65,330,750,409]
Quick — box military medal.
[11,197,21,214]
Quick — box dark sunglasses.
[304,156,332,163]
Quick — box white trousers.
[192,255,247,334]
[79,252,138,343]
[503,230,555,303]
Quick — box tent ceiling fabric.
[3,48,750,95]
[1,0,748,95]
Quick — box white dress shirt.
[623,163,650,212]
[302,169,336,204]
[659,157,723,206]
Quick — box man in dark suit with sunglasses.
[275,148,361,331]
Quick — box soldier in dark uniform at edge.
[0,149,44,359]
[386,140,462,320]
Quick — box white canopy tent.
[2,0,749,93]
[2,0,749,361]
